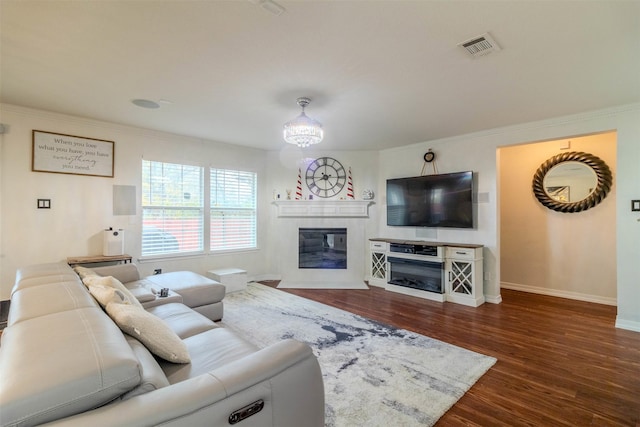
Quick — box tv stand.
[368,238,484,307]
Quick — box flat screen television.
[386,171,474,228]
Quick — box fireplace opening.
[387,257,444,293]
[299,228,347,269]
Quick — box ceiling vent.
[458,32,501,58]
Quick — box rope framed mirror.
[532,151,612,213]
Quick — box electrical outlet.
[154,269,162,275]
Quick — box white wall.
[0,105,272,300]
[377,133,500,301]
[2,102,639,331]
[500,133,616,304]
[377,104,640,331]
[262,148,379,280]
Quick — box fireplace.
[387,257,444,293]
[274,202,370,289]
[299,228,347,269]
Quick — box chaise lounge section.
[0,262,324,427]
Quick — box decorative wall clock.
[305,157,346,198]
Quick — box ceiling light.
[283,97,323,148]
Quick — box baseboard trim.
[615,318,640,333]
[484,294,502,304]
[500,282,617,306]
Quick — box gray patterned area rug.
[220,283,496,427]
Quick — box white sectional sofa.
[0,262,324,427]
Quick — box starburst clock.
[305,157,347,198]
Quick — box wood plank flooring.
[260,282,640,426]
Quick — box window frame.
[140,159,258,260]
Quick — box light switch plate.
[37,199,51,209]
[632,200,640,212]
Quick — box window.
[142,160,204,256]
[210,168,257,251]
[141,160,257,257]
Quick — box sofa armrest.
[91,264,141,284]
[41,339,324,427]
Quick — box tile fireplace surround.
[274,201,372,289]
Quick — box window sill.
[138,247,259,263]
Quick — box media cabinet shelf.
[368,238,484,307]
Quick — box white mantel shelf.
[273,200,373,218]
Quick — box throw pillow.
[105,302,191,364]
[82,275,143,308]
[74,266,97,280]
[88,284,131,308]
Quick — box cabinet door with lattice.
[448,259,474,296]
[445,246,484,307]
[369,241,388,287]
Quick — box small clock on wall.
[305,157,347,198]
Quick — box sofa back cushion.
[12,262,80,296]
[0,307,141,427]
[8,280,97,326]
[92,263,141,284]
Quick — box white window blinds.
[210,168,257,251]
[142,160,204,256]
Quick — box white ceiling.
[1,1,639,151]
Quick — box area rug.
[220,283,496,427]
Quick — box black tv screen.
[386,171,474,228]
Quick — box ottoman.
[206,268,247,293]
[144,271,226,321]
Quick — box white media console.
[369,238,484,307]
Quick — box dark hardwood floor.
[260,282,640,426]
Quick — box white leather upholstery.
[0,262,325,427]
[0,307,141,427]
[120,336,171,400]
[7,280,96,326]
[146,303,217,339]
[160,328,259,384]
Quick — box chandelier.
[283,97,323,147]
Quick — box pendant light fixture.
[283,97,323,147]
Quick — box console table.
[369,238,484,307]
[67,254,132,267]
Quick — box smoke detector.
[458,32,501,58]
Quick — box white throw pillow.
[74,266,97,280]
[83,276,143,308]
[106,302,191,364]
[88,284,131,308]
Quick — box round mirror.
[532,151,612,213]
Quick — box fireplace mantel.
[273,200,372,218]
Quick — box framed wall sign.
[32,130,114,177]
